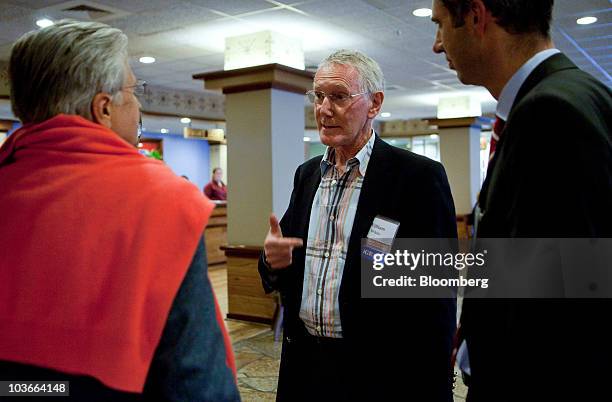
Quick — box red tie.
[489,116,506,162]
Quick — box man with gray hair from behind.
[259,49,458,401]
[0,20,239,401]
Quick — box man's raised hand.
[263,213,303,269]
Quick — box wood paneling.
[428,117,477,128]
[194,63,313,96]
[205,204,227,265]
[209,265,271,343]
[225,247,276,323]
[0,119,15,132]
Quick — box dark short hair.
[440,0,553,37]
[212,167,222,174]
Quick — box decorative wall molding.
[380,119,437,137]
[139,85,225,121]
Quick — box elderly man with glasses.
[0,20,239,401]
[259,49,458,401]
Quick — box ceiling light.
[413,8,432,17]
[139,56,156,64]
[576,16,597,25]
[303,136,311,142]
[36,18,54,28]
[380,112,391,118]
[160,128,169,134]
[183,17,363,54]
[180,117,191,124]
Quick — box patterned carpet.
[233,330,280,401]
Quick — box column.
[194,64,313,322]
[430,117,481,216]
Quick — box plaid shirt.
[299,131,375,338]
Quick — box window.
[384,135,440,162]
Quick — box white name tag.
[367,215,400,246]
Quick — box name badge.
[362,216,400,260]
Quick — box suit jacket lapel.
[293,160,322,305]
[342,136,393,281]
[298,164,322,240]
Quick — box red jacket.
[0,115,235,392]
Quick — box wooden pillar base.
[222,245,276,323]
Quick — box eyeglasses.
[122,79,147,97]
[306,90,367,106]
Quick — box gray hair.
[9,19,128,123]
[318,49,385,94]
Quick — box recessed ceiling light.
[576,16,597,25]
[380,112,391,118]
[180,117,191,124]
[413,8,432,17]
[303,136,311,142]
[139,56,156,64]
[160,128,169,134]
[36,18,54,28]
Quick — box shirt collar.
[321,129,375,177]
[496,48,560,121]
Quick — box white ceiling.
[1,0,610,122]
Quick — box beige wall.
[439,125,481,215]
[225,88,305,245]
[226,89,272,245]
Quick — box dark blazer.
[462,53,612,402]
[259,136,457,401]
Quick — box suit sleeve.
[419,161,458,238]
[143,236,240,401]
[505,93,612,237]
[258,165,302,294]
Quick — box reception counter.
[204,202,227,266]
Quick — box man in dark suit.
[258,49,457,401]
[432,1,612,401]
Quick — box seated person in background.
[0,20,239,402]
[204,167,227,200]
